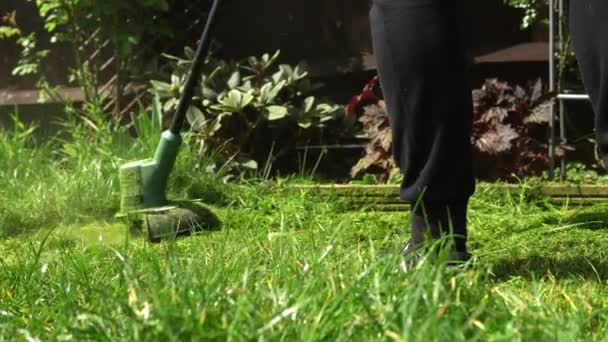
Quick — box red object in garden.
[347,75,380,117]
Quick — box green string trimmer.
[118,0,222,242]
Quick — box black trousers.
[570,0,608,167]
[369,0,475,205]
[370,0,608,250]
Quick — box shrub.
[347,77,566,182]
[502,0,548,29]
[151,50,349,176]
[472,78,571,179]
[346,76,396,182]
[1,0,171,106]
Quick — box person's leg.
[369,0,475,256]
[570,0,608,166]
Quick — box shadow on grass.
[491,255,608,281]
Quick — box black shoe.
[399,239,472,271]
[399,239,423,271]
[401,201,472,270]
[446,250,473,267]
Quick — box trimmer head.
[123,201,221,243]
[118,132,222,242]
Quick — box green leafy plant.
[0,11,20,39]
[1,1,170,110]
[0,11,49,77]
[348,76,566,182]
[350,100,397,182]
[503,0,548,29]
[471,78,573,179]
[151,50,346,176]
[563,162,601,184]
[0,113,37,163]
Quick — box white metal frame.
[548,0,591,179]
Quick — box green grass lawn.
[2,114,608,340]
[1,182,608,341]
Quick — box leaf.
[317,103,341,115]
[227,90,242,107]
[241,91,254,108]
[530,78,544,103]
[294,67,308,81]
[241,74,257,82]
[184,46,195,59]
[209,115,225,134]
[266,106,288,121]
[480,107,509,123]
[12,63,38,76]
[350,152,381,178]
[525,102,553,124]
[201,85,218,100]
[186,106,205,131]
[0,26,21,39]
[513,85,527,100]
[161,53,180,61]
[239,80,253,92]
[2,10,17,26]
[171,74,181,86]
[303,96,315,113]
[163,98,178,112]
[150,80,173,97]
[269,50,281,65]
[280,65,293,77]
[259,83,272,102]
[474,123,519,155]
[208,65,224,81]
[212,90,252,112]
[240,159,258,170]
[247,56,258,67]
[271,70,284,84]
[298,120,312,129]
[268,80,285,101]
[227,71,241,89]
[261,53,270,64]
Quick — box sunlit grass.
[1,114,608,340]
